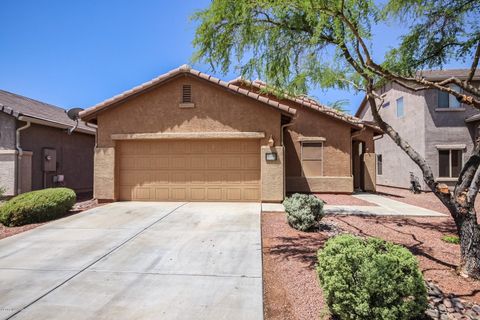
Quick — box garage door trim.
[111,131,266,140]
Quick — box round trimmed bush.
[317,234,427,320]
[283,193,324,231]
[0,188,76,227]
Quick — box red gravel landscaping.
[262,212,480,320]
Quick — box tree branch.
[467,41,480,83]
[366,84,455,207]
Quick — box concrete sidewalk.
[0,202,263,320]
[262,193,445,217]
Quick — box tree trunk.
[365,88,480,279]
[453,206,480,278]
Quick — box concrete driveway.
[0,202,263,320]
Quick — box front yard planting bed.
[0,195,101,240]
[262,212,480,320]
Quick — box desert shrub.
[283,193,324,231]
[0,188,76,227]
[441,235,460,244]
[317,234,427,320]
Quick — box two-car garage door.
[117,139,261,201]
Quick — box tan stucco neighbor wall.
[92,75,284,201]
[261,146,284,202]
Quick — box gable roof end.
[79,65,297,121]
[229,78,366,129]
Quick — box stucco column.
[94,147,116,201]
[0,150,17,196]
[261,146,284,202]
[362,153,377,192]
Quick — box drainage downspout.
[281,118,296,199]
[15,120,31,195]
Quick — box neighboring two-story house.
[356,69,480,190]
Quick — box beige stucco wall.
[0,150,16,196]
[92,75,283,201]
[287,176,354,193]
[233,82,376,194]
[284,107,355,193]
[94,147,116,201]
[0,150,32,196]
[261,146,284,202]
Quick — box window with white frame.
[438,149,463,178]
[438,84,461,109]
[377,154,383,175]
[301,142,323,177]
[396,97,404,118]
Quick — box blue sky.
[0,1,469,115]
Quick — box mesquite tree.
[192,0,480,278]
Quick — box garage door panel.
[171,188,187,200]
[244,156,260,169]
[155,188,169,200]
[244,188,261,201]
[118,139,260,202]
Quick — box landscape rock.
[425,282,479,320]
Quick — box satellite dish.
[65,107,84,135]
[66,107,84,121]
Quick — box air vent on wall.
[182,85,192,103]
[179,85,195,108]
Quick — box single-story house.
[80,65,381,203]
[0,90,95,196]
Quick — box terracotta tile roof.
[229,78,367,129]
[0,90,95,134]
[80,65,296,121]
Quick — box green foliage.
[192,0,380,95]
[0,186,5,198]
[327,99,350,113]
[0,188,76,227]
[317,234,428,320]
[442,234,460,244]
[283,193,324,231]
[383,0,480,74]
[193,0,478,93]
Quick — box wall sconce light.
[268,135,275,147]
[265,152,278,161]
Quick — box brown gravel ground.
[0,193,101,240]
[262,212,480,320]
[376,185,480,214]
[313,193,377,206]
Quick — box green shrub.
[317,234,427,320]
[441,235,460,244]
[283,193,324,231]
[0,188,76,227]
